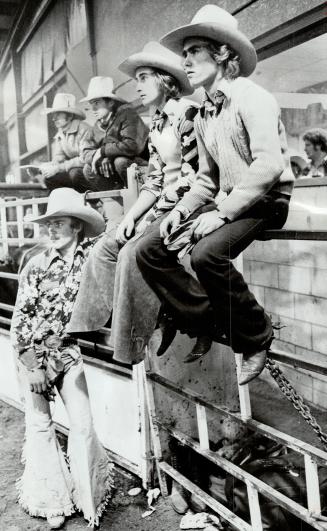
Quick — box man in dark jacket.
[80,76,149,190]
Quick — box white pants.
[17,352,114,526]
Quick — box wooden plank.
[0,302,14,311]
[261,230,327,241]
[235,353,252,420]
[16,204,24,246]
[246,480,263,531]
[160,461,251,531]
[0,272,18,280]
[196,403,210,450]
[0,203,8,256]
[159,423,327,531]
[142,355,168,496]
[305,455,322,516]
[269,349,327,377]
[133,362,153,489]
[147,372,327,464]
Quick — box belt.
[34,336,78,349]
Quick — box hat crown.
[46,188,89,215]
[191,4,238,30]
[52,93,77,110]
[141,41,184,66]
[86,76,115,99]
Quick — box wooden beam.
[159,426,327,531]
[147,371,327,464]
[160,461,252,531]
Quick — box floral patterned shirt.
[11,239,95,356]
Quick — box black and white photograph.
[0,1,327,529]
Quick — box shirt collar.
[54,118,80,138]
[153,98,181,128]
[44,242,85,268]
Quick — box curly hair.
[153,68,182,101]
[204,39,241,79]
[303,129,327,152]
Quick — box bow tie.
[200,90,225,118]
[150,110,168,133]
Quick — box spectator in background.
[40,93,92,192]
[302,128,327,178]
[80,76,149,191]
[289,151,308,179]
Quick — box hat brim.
[160,22,257,77]
[80,93,126,103]
[29,207,105,238]
[119,52,193,96]
[42,107,86,119]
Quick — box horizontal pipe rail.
[147,372,327,464]
[158,423,327,531]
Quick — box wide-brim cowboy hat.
[42,93,86,119]
[289,150,308,170]
[80,76,126,103]
[28,188,105,238]
[119,41,193,96]
[160,5,257,77]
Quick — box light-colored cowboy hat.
[28,188,105,238]
[289,150,308,170]
[42,93,86,119]
[119,41,193,96]
[80,76,126,103]
[160,4,257,77]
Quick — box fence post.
[0,201,9,257]
[305,454,321,516]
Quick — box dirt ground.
[1,377,327,531]
[0,400,182,531]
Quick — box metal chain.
[265,357,327,451]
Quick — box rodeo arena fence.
[1,168,327,531]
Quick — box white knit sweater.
[178,77,294,221]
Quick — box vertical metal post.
[32,201,40,239]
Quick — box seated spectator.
[40,93,92,192]
[289,150,308,179]
[80,76,149,191]
[302,128,327,178]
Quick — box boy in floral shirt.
[11,188,114,530]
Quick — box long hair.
[205,39,241,79]
[303,129,327,152]
[152,69,182,101]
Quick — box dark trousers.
[136,192,289,354]
[83,156,147,191]
[45,167,91,193]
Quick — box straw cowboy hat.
[80,76,126,103]
[42,93,86,119]
[28,188,105,237]
[160,4,257,77]
[119,41,193,96]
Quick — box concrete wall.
[243,184,327,409]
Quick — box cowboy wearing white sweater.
[136,5,294,384]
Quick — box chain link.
[265,357,327,450]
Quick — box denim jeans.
[136,192,290,354]
[17,349,114,525]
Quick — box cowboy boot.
[183,335,212,363]
[238,349,267,385]
[47,515,65,529]
[156,312,177,357]
[169,454,189,514]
